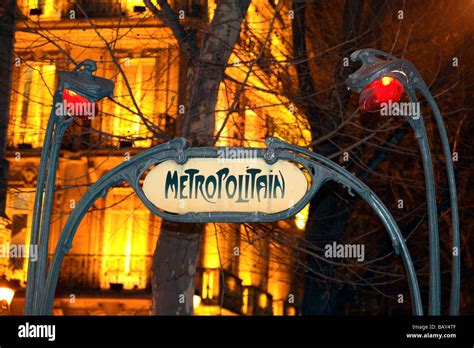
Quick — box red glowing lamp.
[62,89,97,119]
[358,76,404,112]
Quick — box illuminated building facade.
[2,0,311,315]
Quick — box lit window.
[109,58,157,148]
[101,188,152,290]
[9,62,56,148]
[19,0,62,19]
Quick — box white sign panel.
[142,158,308,214]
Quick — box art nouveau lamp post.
[24,60,114,315]
[346,49,460,315]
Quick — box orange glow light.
[381,76,393,86]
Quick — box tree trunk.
[151,222,200,315]
[149,0,250,315]
[183,0,251,143]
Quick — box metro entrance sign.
[143,158,308,214]
[31,136,423,316]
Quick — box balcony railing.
[19,0,208,20]
[51,254,153,290]
[48,255,276,315]
[56,0,207,20]
[61,0,123,19]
